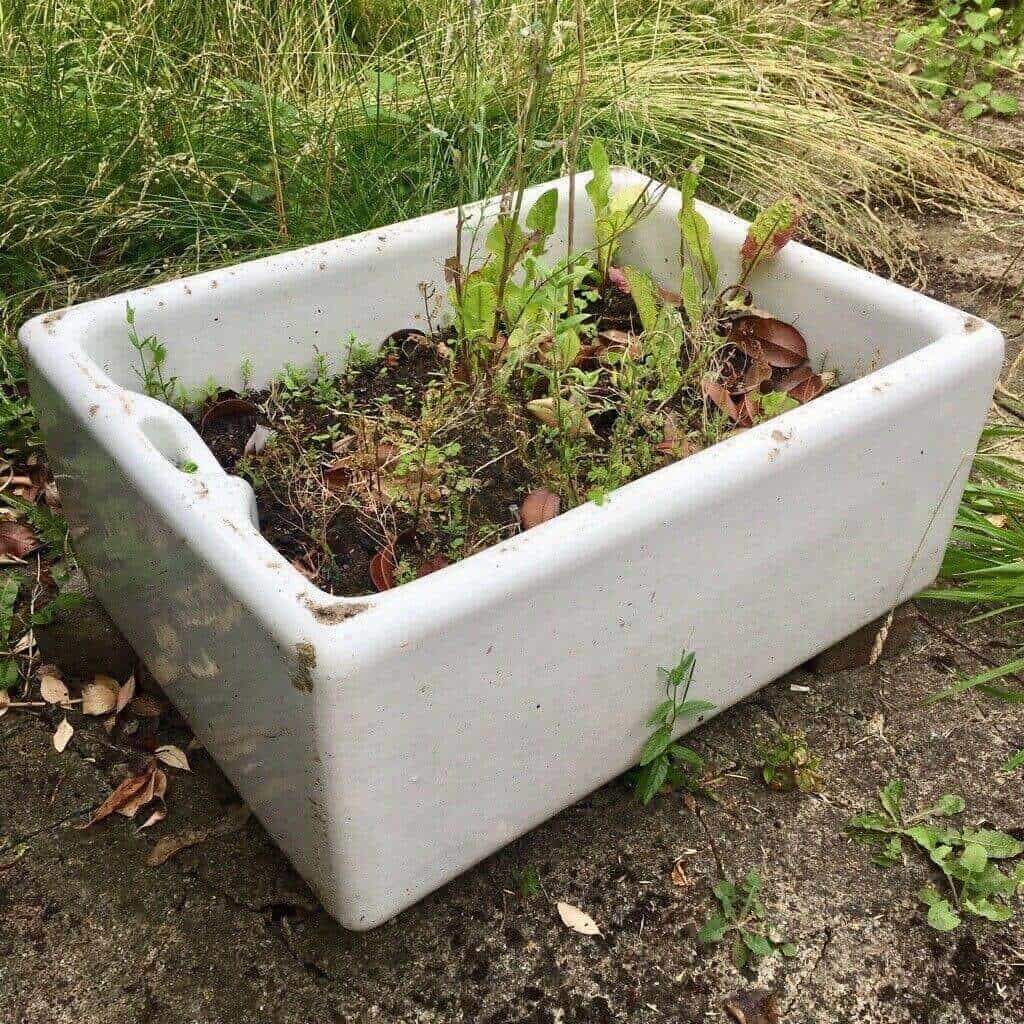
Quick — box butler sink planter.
[20,170,1001,928]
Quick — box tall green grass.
[1,0,1022,334]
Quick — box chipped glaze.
[19,171,1002,928]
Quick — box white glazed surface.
[21,171,1002,928]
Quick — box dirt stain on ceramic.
[291,641,317,693]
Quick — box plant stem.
[566,0,586,318]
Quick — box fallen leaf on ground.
[417,555,449,578]
[129,693,168,718]
[670,860,691,888]
[146,805,251,866]
[52,717,74,752]
[0,521,39,559]
[116,675,135,713]
[520,489,561,530]
[78,761,163,828]
[724,988,780,1024]
[40,675,70,705]
[81,675,119,715]
[137,807,166,831]
[155,744,190,771]
[557,901,602,936]
[0,692,9,717]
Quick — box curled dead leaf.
[778,365,826,403]
[369,549,397,592]
[737,358,772,394]
[40,675,70,705]
[146,805,251,867]
[200,397,259,428]
[53,717,74,752]
[323,460,351,494]
[670,860,691,888]
[155,744,191,771]
[557,900,602,936]
[730,315,807,369]
[0,691,9,717]
[526,398,596,437]
[520,489,561,530]
[0,521,39,559]
[81,675,119,715]
[116,675,136,714]
[78,761,162,828]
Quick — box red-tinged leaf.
[324,461,351,494]
[658,286,683,306]
[778,366,826,403]
[606,266,630,293]
[417,555,450,578]
[740,197,804,270]
[200,397,259,428]
[0,521,39,559]
[730,316,807,368]
[443,255,463,287]
[369,549,396,591]
[520,489,561,530]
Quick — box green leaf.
[585,141,611,217]
[680,264,703,327]
[962,101,986,120]
[639,724,672,766]
[926,900,961,932]
[962,828,1024,859]
[879,780,904,823]
[730,935,748,968]
[740,197,801,271]
[713,880,737,917]
[933,794,967,817]
[0,658,20,690]
[678,158,717,289]
[964,897,1013,922]
[696,912,730,944]
[457,276,497,341]
[674,699,715,717]
[872,836,904,868]
[646,699,674,726]
[781,942,798,957]
[959,843,988,874]
[927,656,1024,704]
[989,92,1020,115]
[741,931,773,959]
[1000,748,1024,773]
[29,591,87,628]
[848,812,898,834]
[917,884,942,907]
[623,267,659,337]
[634,756,669,805]
[969,80,993,97]
[668,744,703,770]
[0,573,21,643]
[524,188,558,254]
[965,10,989,29]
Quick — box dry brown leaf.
[416,555,450,578]
[138,807,166,831]
[116,675,136,714]
[987,513,1010,529]
[81,675,119,715]
[0,691,9,717]
[520,489,561,531]
[155,744,190,771]
[53,717,74,752]
[0,521,39,559]
[78,761,160,828]
[670,860,691,888]
[146,805,251,867]
[129,693,168,718]
[369,549,397,592]
[40,675,70,705]
[730,315,807,369]
[723,988,780,1024]
[200,397,259,428]
[243,424,274,456]
[556,901,602,936]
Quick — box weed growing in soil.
[634,650,714,805]
[756,729,824,794]
[697,870,798,968]
[848,780,1024,932]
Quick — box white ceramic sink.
[19,171,1002,928]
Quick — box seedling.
[848,780,1024,931]
[756,729,823,793]
[633,651,714,805]
[697,870,798,968]
[126,303,179,406]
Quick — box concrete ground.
[3,157,1024,1024]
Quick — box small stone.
[810,602,918,674]
[33,567,137,680]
